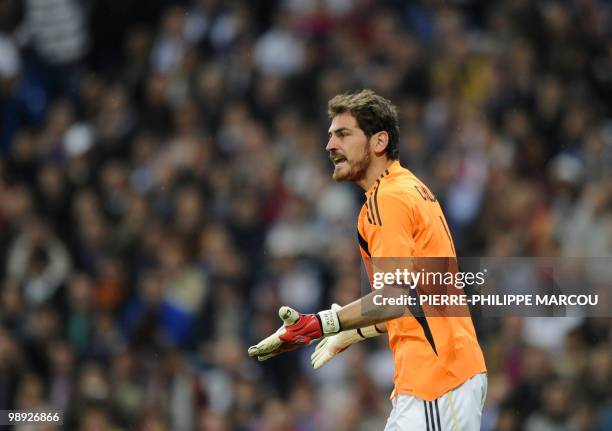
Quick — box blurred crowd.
[0,0,611,430]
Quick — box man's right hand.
[248,305,341,361]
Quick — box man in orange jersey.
[248,89,487,430]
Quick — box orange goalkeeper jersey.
[357,161,486,401]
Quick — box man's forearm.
[336,287,405,330]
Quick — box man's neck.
[357,158,396,191]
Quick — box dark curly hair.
[328,89,400,160]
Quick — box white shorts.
[384,373,487,431]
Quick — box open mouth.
[331,155,347,166]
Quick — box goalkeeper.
[248,90,487,430]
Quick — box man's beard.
[332,144,371,182]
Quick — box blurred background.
[0,0,611,429]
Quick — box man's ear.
[371,131,389,156]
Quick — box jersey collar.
[365,160,401,196]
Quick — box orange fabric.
[357,161,486,401]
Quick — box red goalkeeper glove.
[247,306,341,361]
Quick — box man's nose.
[326,136,338,151]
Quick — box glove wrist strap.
[317,309,341,334]
[357,325,381,338]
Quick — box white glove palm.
[310,304,382,369]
